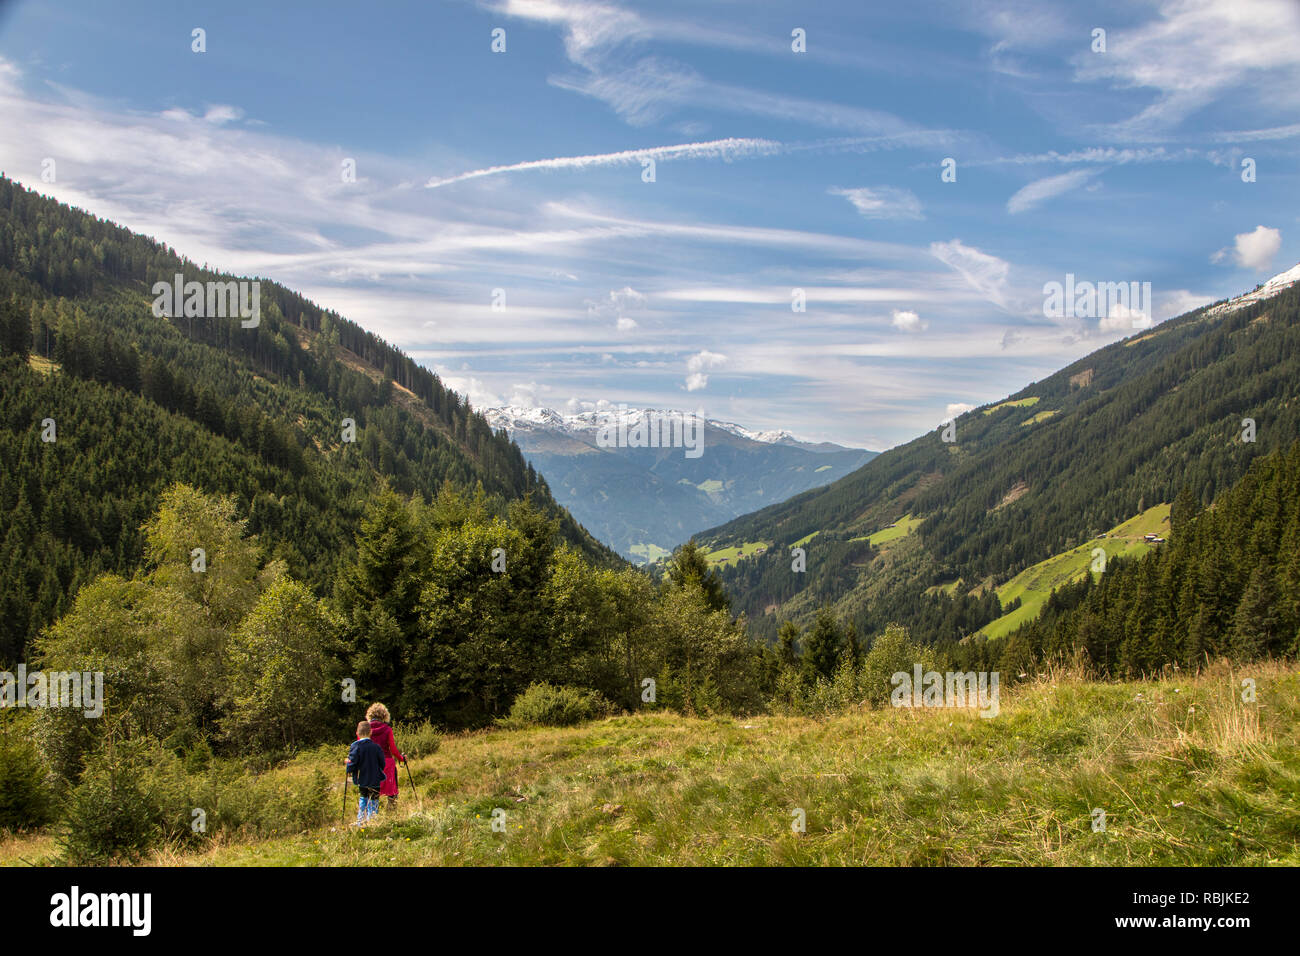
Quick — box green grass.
[926,579,963,597]
[1020,409,1059,426]
[630,543,671,564]
[27,354,59,376]
[862,513,923,547]
[792,530,820,547]
[983,396,1040,415]
[704,541,771,566]
[981,503,1171,639]
[696,479,724,494]
[8,662,1295,866]
[814,464,832,473]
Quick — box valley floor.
[4,662,1298,867]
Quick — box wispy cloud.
[930,240,1011,309]
[1006,168,1101,214]
[829,186,923,220]
[550,54,933,137]
[1072,0,1300,138]
[980,147,1190,166]
[425,137,781,188]
[1210,122,1300,143]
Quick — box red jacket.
[368,720,404,763]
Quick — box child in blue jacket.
[346,720,387,825]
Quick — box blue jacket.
[347,737,388,790]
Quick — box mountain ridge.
[701,262,1300,646]
[0,174,618,658]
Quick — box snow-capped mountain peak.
[482,404,569,431]
[483,404,816,448]
[708,420,800,445]
[1207,261,1300,318]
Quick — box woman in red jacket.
[364,702,406,810]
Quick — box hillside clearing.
[851,513,923,547]
[1020,409,1059,426]
[705,540,772,566]
[981,503,1172,639]
[984,396,1040,415]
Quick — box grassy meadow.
[4,660,1296,867]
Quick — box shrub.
[60,743,161,863]
[59,739,333,862]
[498,683,612,729]
[207,767,330,838]
[861,623,945,708]
[0,729,53,831]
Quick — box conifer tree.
[1231,563,1279,661]
[665,539,730,613]
[799,608,843,684]
[776,620,799,670]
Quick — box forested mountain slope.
[990,442,1300,677]
[0,175,615,660]
[702,269,1300,645]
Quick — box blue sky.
[1,0,1297,449]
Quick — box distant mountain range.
[484,405,877,562]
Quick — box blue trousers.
[356,787,380,823]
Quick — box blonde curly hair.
[365,702,390,723]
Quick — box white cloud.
[1099,304,1151,333]
[830,186,923,221]
[685,349,727,390]
[505,382,549,407]
[588,286,646,332]
[1214,225,1282,271]
[609,286,644,308]
[891,309,927,332]
[1006,168,1100,214]
[1156,290,1214,320]
[945,402,976,420]
[0,57,21,89]
[203,105,243,125]
[437,373,503,410]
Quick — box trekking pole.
[404,758,423,812]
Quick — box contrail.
[425,137,783,188]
